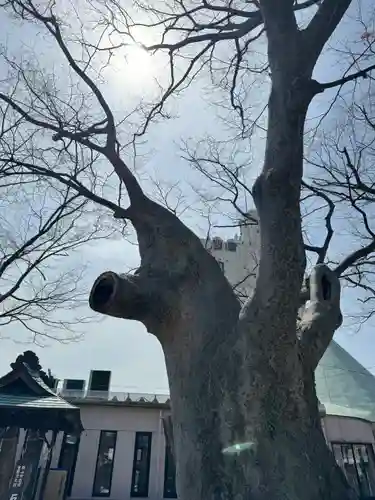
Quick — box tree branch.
[1,0,145,208]
[90,272,150,320]
[334,241,375,277]
[147,16,263,52]
[299,264,342,370]
[317,63,375,91]
[303,0,352,66]
[294,0,321,10]
[309,145,375,280]
[301,181,335,264]
[1,158,129,218]
[7,0,116,141]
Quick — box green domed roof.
[315,340,375,421]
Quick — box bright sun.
[123,44,154,80]
[103,28,157,88]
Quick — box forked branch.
[303,0,352,68]
[299,264,342,369]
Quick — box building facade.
[11,376,375,500]
[12,392,176,500]
[53,401,173,500]
[201,209,260,300]
[8,380,375,500]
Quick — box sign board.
[7,461,32,500]
[8,433,44,500]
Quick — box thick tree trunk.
[165,323,352,500]
[90,85,354,496]
[89,3,356,499]
[90,210,353,500]
[158,189,352,498]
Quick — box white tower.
[202,210,260,300]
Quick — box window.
[58,433,81,497]
[89,370,111,392]
[226,240,237,252]
[92,431,117,497]
[212,237,223,250]
[332,443,375,498]
[163,443,177,498]
[65,379,85,391]
[130,432,152,497]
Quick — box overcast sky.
[0,0,374,395]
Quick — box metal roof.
[0,394,78,410]
[0,356,83,433]
[316,340,375,421]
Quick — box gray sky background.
[0,0,375,394]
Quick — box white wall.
[57,404,169,500]
[202,211,260,299]
[58,405,375,500]
[323,415,375,445]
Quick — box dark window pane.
[341,444,359,494]
[131,432,152,497]
[65,379,85,391]
[227,241,237,252]
[212,238,223,250]
[90,371,111,392]
[332,442,375,497]
[163,444,177,498]
[92,431,117,497]
[58,433,80,497]
[354,444,375,497]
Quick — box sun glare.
[103,27,158,89]
[123,44,154,80]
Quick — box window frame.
[163,442,177,499]
[331,441,375,498]
[226,240,237,252]
[130,432,152,498]
[91,430,117,498]
[58,432,81,497]
[212,237,223,250]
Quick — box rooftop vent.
[63,379,85,392]
[88,370,111,393]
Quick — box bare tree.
[0,79,127,342]
[306,86,375,323]
[166,6,375,321]
[1,0,375,499]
